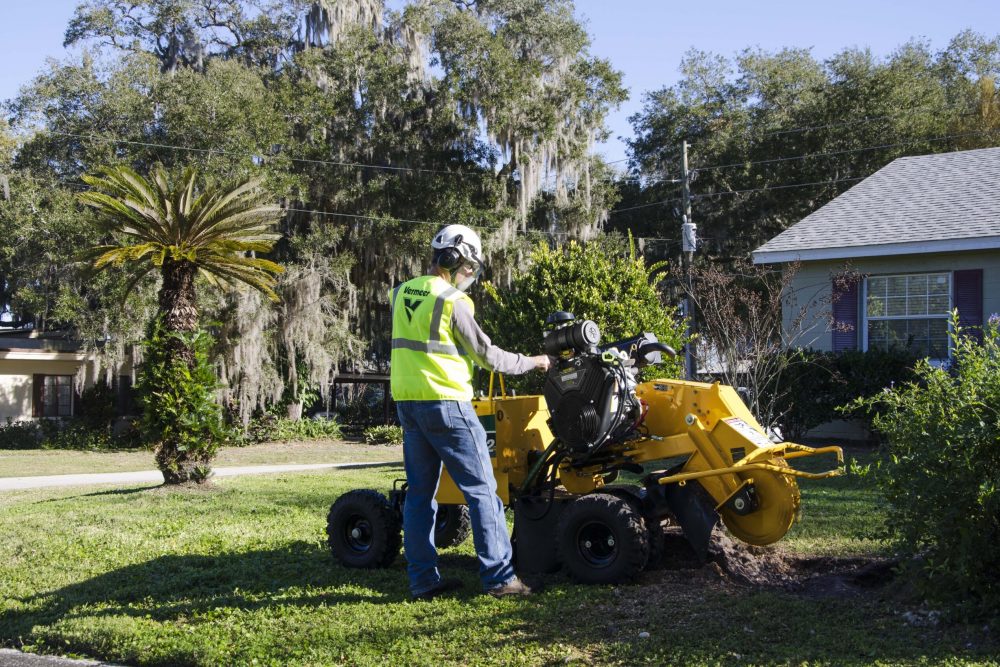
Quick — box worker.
[389,224,551,600]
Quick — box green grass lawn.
[0,449,996,666]
[0,440,402,478]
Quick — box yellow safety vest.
[389,275,476,401]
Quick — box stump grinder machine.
[326,313,844,583]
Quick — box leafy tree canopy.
[615,31,1000,264]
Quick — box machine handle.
[487,372,507,399]
[639,342,677,359]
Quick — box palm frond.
[81,164,285,306]
[199,263,279,302]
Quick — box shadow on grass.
[3,540,996,666]
[0,540,414,638]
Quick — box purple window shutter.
[832,278,859,352]
[953,269,984,342]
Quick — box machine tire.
[327,489,401,568]
[557,493,649,584]
[435,504,472,548]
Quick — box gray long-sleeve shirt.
[452,299,535,375]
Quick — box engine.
[541,312,675,461]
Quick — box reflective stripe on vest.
[389,275,475,401]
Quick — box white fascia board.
[0,351,87,361]
[752,235,1000,264]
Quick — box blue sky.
[3,0,999,161]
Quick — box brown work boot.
[412,578,463,601]
[487,575,536,598]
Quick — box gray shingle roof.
[752,146,1000,262]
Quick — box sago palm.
[79,164,284,483]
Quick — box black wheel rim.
[344,515,374,553]
[575,520,617,568]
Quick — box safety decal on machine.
[722,417,773,449]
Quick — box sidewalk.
[0,648,122,666]
[0,461,401,491]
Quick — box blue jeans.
[397,400,515,596]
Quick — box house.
[753,146,999,360]
[0,332,135,422]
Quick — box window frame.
[40,374,74,418]
[861,271,953,362]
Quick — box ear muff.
[435,247,462,271]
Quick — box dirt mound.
[648,523,896,598]
[652,525,798,586]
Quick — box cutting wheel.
[721,458,801,545]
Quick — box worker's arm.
[452,300,548,374]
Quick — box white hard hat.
[431,224,484,268]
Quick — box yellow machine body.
[436,376,842,546]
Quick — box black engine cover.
[543,356,619,453]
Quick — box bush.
[233,415,343,444]
[363,424,403,445]
[0,419,44,449]
[773,347,919,441]
[0,417,144,451]
[137,323,226,483]
[852,313,1000,617]
[480,234,686,394]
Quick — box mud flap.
[513,496,572,574]
[660,480,719,562]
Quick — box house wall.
[0,356,94,422]
[783,248,1000,352]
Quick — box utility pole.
[680,140,697,380]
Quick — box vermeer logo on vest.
[403,286,430,297]
[403,298,423,321]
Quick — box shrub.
[137,323,226,483]
[233,415,343,444]
[480,234,686,394]
[269,416,343,441]
[852,313,1000,617]
[0,417,144,451]
[363,424,403,445]
[773,347,919,441]
[0,419,43,449]
[75,383,117,430]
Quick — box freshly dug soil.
[647,524,897,598]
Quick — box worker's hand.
[531,354,553,372]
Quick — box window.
[864,272,951,360]
[40,375,73,417]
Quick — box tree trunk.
[158,259,199,366]
[154,258,205,484]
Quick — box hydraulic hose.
[518,439,563,495]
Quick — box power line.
[692,175,866,199]
[47,131,493,179]
[614,127,1000,186]
[607,175,866,216]
[690,128,1000,173]
[608,195,683,215]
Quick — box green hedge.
[771,348,919,441]
[0,417,143,451]
[0,382,144,452]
